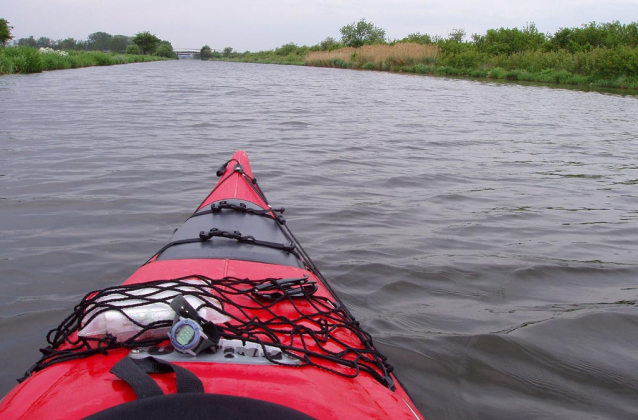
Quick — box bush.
[441,49,483,68]
[275,43,301,56]
[488,67,506,79]
[468,69,489,78]
[126,44,140,55]
[155,44,176,59]
[333,58,351,68]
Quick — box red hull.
[0,151,424,420]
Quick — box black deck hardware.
[197,228,296,253]
[247,275,317,299]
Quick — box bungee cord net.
[21,275,395,390]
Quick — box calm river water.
[1,60,638,419]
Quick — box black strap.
[110,356,204,399]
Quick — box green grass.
[303,41,638,90]
[0,47,168,75]
[396,61,638,89]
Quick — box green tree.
[340,18,386,47]
[222,46,234,57]
[448,28,466,43]
[36,37,52,48]
[473,23,546,55]
[58,38,79,50]
[132,31,161,55]
[399,32,432,45]
[275,42,301,56]
[125,44,141,54]
[110,35,131,53]
[319,36,341,51]
[545,21,638,53]
[18,36,37,47]
[200,45,213,60]
[0,18,13,47]
[155,41,176,58]
[88,31,113,51]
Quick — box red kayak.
[0,151,424,420]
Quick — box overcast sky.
[3,0,637,51]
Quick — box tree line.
[0,20,177,59]
[210,19,637,59]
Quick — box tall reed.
[306,43,439,70]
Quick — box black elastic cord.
[110,356,204,399]
[232,163,270,206]
[198,228,296,252]
[189,201,286,225]
[147,229,298,264]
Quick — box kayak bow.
[0,151,424,420]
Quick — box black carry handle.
[110,356,204,399]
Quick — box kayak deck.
[0,151,424,420]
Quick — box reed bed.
[306,43,439,70]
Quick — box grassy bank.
[209,44,308,65]
[216,20,638,91]
[0,46,167,75]
[307,44,638,90]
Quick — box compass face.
[175,323,196,346]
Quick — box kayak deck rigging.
[21,275,396,390]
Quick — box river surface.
[1,60,638,419]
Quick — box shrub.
[333,58,350,68]
[488,67,506,79]
[468,69,488,77]
[126,44,140,55]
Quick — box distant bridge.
[174,48,221,58]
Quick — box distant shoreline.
[206,20,638,92]
[0,47,168,75]
[207,43,637,91]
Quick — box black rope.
[19,276,395,390]
[232,163,270,206]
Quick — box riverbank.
[210,44,638,91]
[0,46,168,75]
[306,44,638,90]
[211,20,638,91]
